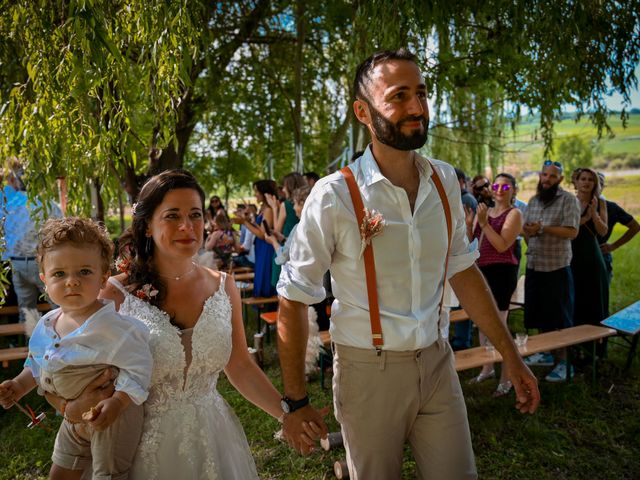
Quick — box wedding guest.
[472,174,494,207]
[596,173,640,285]
[204,212,237,271]
[3,164,62,322]
[303,172,320,188]
[451,167,478,351]
[466,173,523,397]
[266,172,307,289]
[0,217,152,479]
[570,167,609,324]
[523,160,580,383]
[241,180,278,297]
[44,170,285,479]
[207,195,228,221]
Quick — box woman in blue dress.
[243,179,278,297]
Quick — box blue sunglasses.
[543,160,563,172]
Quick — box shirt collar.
[359,145,433,187]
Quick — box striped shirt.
[524,188,580,272]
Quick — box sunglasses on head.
[473,182,490,191]
[543,160,563,172]
[491,183,512,192]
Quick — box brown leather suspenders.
[340,159,452,351]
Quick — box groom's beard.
[367,102,429,151]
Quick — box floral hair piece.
[359,208,385,258]
[115,256,131,274]
[131,203,138,215]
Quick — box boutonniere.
[135,283,159,301]
[359,208,386,258]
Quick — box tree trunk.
[293,0,306,172]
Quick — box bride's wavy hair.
[118,169,206,304]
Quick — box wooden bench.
[242,296,279,339]
[455,324,617,381]
[449,303,521,323]
[229,266,253,274]
[0,303,52,316]
[0,346,29,368]
[233,272,254,282]
[0,323,27,336]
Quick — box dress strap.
[107,277,128,295]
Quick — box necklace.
[157,262,197,281]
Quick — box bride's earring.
[145,236,152,255]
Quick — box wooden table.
[602,300,640,370]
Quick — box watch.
[280,395,309,414]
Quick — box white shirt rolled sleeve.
[278,146,478,351]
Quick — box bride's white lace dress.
[108,276,259,480]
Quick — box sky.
[605,65,640,110]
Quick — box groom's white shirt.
[277,146,478,351]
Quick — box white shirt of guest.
[277,146,478,351]
[25,300,153,405]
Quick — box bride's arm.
[222,274,283,421]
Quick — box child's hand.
[88,397,125,431]
[0,380,21,409]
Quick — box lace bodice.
[106,276,258,479]
[109,276,232,404]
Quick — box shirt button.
[54,343,60,348]
[44,355,49,360]
[45,378,51,384]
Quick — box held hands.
[281,404,330,455]
[523,221,542,237]
[0,379,23,409]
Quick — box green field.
[504,112,640,170]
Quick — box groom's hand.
[282,404,329,455]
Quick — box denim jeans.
[10,258,47,323]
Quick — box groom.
[276,48,540,479]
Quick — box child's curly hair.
[37,217,114,274]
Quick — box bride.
[47,170,294,479]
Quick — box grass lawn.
[1,176,639,479]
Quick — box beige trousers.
[53,403,144,479]
[333,338,477,480]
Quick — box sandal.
[468,370,495,384]
[492,381,513,397]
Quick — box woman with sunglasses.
[570,167,609,327]
[466,173,523,397]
